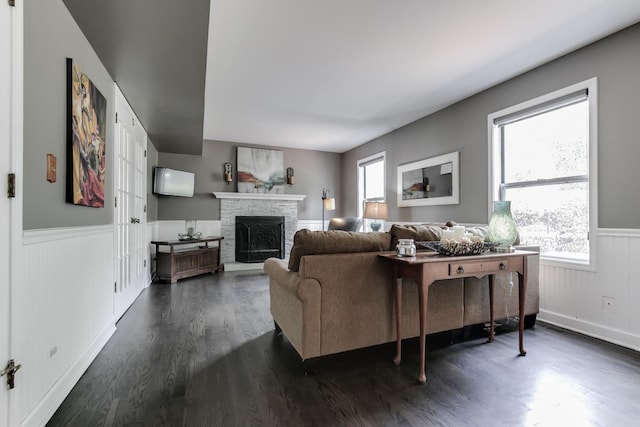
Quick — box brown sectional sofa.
[264,223,539,361]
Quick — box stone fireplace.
[213,192,306,267]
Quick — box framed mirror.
[397,151,459,207]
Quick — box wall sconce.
[363,201,388,232]
[286,167,295,185]
[321,189,335,230]
[223,162,233,184]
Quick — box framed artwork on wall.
[66,58,107,208]
[237,147,285,194]
[397,151,460,207]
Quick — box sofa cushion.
[388,223,447,250]
[389,223,519,247]
[287,229,391,271]
[464,225,489,239]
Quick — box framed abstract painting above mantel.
[237,147,285,194]
[66,58,107,208]
[397,151,459,207]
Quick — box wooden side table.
[379,250,537,383]
[152,236,224,284]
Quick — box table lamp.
[364,201,388,232]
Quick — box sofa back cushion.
[388,223,517,248]
[388,223,447,250]
[287,229,391,271]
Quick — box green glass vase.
[488,201,518,252]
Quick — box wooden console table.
[379,249,537,383]
[152,236,224,284]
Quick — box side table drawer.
[448,259,509,276]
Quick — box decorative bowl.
[416,240,496,256]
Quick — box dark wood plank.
[47,271,640,426]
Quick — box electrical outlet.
[603,296,615,314]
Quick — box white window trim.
[487,78,598,271]
[357,151,386,217]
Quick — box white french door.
[2,1,22,425]
[114,86,147,319]
[0,1,12,423]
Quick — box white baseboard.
[23,322,116,427]
[539,309,640,352]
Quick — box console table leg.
[418,281,428,384]
[488,275,495,343]
[393,276,402,365]
[518,269,528,356]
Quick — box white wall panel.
[19,226,116,426]
[152,220,221,242]
[296,220,323,231]
[539,229,640,351]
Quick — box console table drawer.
[448,259,509,276]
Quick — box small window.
[358,152,386,230]
[489,79,597,266]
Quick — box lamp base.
[491,246,515,253]
[370,222,381,232]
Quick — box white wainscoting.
[297,219,323,231]
[539,228,640,351]
[150,220,222,242]
[19,226,116,427]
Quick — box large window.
[358,152,386,229]
[489,79,597,266]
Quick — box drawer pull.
[499,262,506,270]
[457,265,464,274]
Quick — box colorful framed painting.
[66,58,107,208]
[237,147,284,194]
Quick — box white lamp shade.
[324,198,335,211]
[363,201,388,220]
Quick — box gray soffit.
[63,0,210,155]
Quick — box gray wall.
[343,23,640,229]
[24,0,115,229]
[156,140,341,221]
[25,3,640,230]
[146,139,158,222]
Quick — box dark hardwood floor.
[47,270,640,427]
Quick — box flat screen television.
[153,167,194,197]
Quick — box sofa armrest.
[264,258,300,295]
[264,257,322,359]
[264,258,321,303]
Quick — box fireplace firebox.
[235,216,285,263]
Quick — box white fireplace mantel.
[213,192,306,201]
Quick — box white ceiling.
[203,0,640,153]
